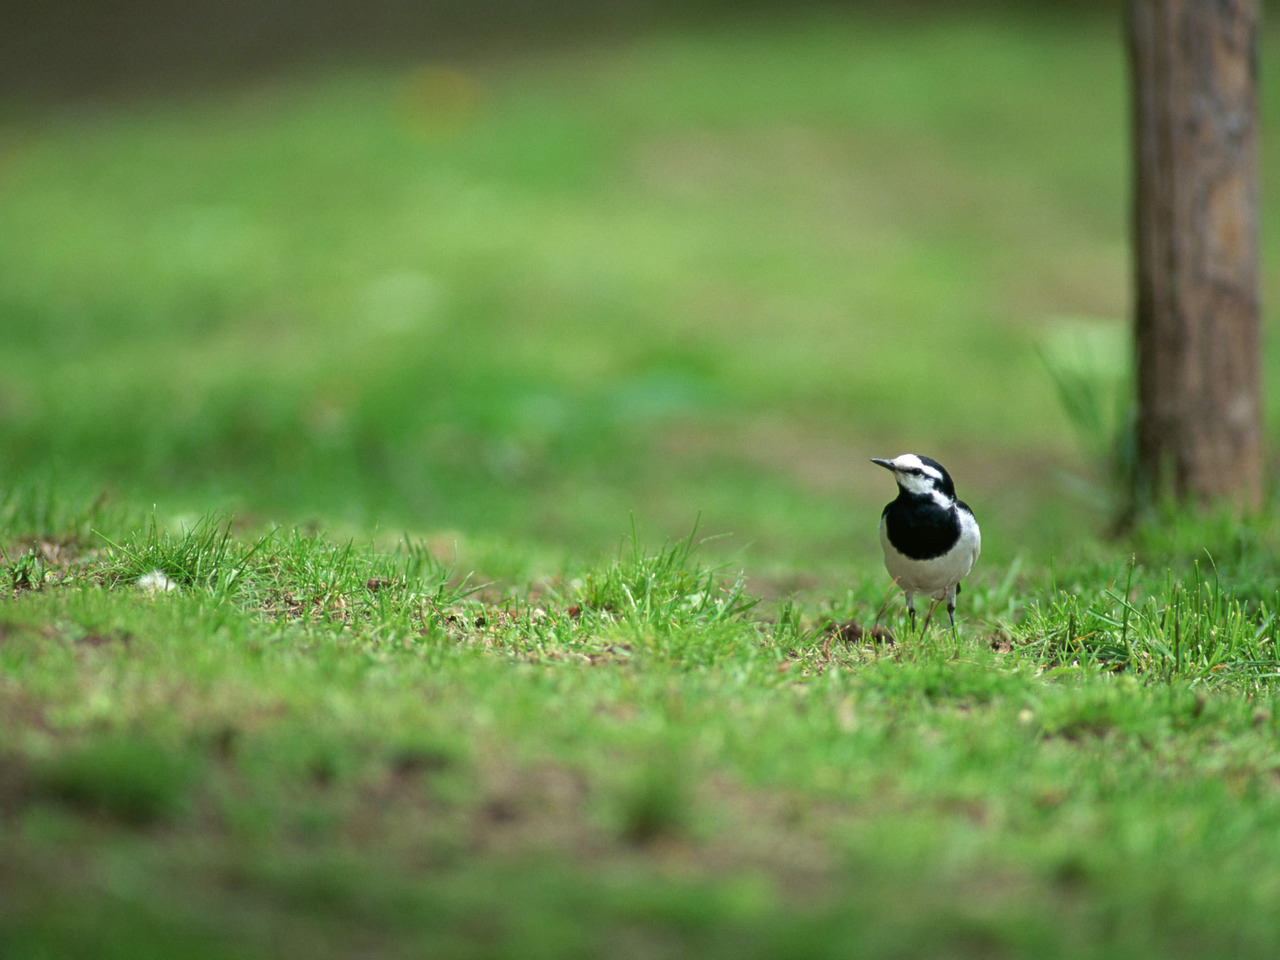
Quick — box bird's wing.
[957,500,980,563]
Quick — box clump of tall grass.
[1037,317,1135,524]
[579,521,756,631]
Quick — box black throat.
[882,491,961,560]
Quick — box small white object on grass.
[137,569,179,593]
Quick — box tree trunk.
[1128,0,1261,510]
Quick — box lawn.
[0,6,1155,562]
[4,6,1280,958]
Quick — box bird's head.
[871,453,956,503]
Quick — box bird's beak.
[870,458,895,471]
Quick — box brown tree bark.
[1128,0,1262,510]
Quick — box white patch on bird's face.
[885,453,950,504]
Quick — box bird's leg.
[947,586,959,654]
[901,586,921,640]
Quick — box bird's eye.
[909,468,922,476]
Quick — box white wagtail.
[871,454,981,634]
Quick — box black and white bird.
[871,454,981,633]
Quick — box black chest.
[882,495,961,560]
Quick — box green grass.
[5,9,1279,560]
[0,6,1158,561]
[6,5,1280,958]
[4,512,1280,958]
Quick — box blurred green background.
[1,1,1276,571]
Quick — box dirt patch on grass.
[0,679,53,737]
[0,753,35,818]
[466,758,843,899]
[656,416,1075,513]
[74,630,133,649]
[331,742,851,902]
[659,416,887,500]
[2,538,106,595]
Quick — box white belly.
[879,511,980,598]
